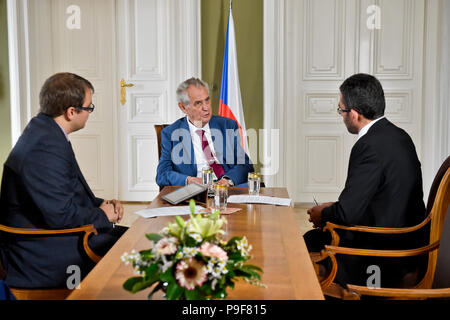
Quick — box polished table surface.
[67,187,324,300]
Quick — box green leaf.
[147,282,163,300]
[166,282,184,300]
[123,277,144,292]
[132,278,158,293]
[185,289,203,300]
[160,266,175,283]
[146,233,163,242]
[123,276,158,294]
[175,215,185,228]
[211,209,220,220]
[144,263,159,281]
[226,236,242,247]
[243,264,264,273]
[189,199,196,214]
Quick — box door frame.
[263,0,449,200]
[7,0,201,199]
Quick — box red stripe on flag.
[219,99,246,150]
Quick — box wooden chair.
[154,124,169,191]
[154,124,169,161]
[313,156,450,299]
[0,224,101,300]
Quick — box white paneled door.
[116,0,200,201]
[265,0,427,203]
[24,0,200,201]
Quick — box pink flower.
[154,237,178,255]
[199,242,228,262]
[175,258,207,290]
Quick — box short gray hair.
[176,77,209,106]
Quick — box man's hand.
[100,201,118,223]
[109,199,124,223]
[186,176,202,185]
[215,178,231,186]
[307,202,334,228]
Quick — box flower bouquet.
[121,199,264,300]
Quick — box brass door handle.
[120,79,134,105]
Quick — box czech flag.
[219,3,248,153]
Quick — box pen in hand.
[313,196,318,206]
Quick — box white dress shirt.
[186,117,219,179]
[357,116,385,141]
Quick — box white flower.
[182,247,198,258]
[160,254,174,273]
[189,233,203,243]
[236,237,252,257]
[121,250,141,265]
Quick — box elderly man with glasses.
[0,72,127,290]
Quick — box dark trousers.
[88,225,128,256]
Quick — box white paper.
[227,195,292,206]
[134,206,204,219]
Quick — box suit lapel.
[180,117,197,175]
[208,116,225,165]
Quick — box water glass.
[248,172,261,196]
[202,167,214,197]
[214,184,228,212]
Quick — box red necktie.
[196,129,225,179]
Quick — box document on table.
[227,195,292,206]
[134,206,204,219]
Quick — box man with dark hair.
[0,72,127,289]
[156,77,253,187]
[305,73,426,287]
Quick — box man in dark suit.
[305,73,426,287]
[0,73,127,289]
[156,78,253,187]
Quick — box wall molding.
[263,0,285,187]
[264,0,446,201]
[7,0,32,146]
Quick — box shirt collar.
[357,116,385,141]
[55,121,70,142]
[186,116,210,134]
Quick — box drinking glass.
[202,167,214,197]
[248,172,261,196]
[214,184,228,212]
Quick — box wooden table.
[67,187,324,300]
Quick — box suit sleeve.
[21,146,111,230]
[156,128,190,186]
[222,121,254,185]
[321,141,382,227]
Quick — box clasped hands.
[100,199,124,224]
[307,202,334,228]
[186,176,232,186]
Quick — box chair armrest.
[0,224,101,263]
[323,214,431,246]
[347,285,450,299]
[316,241,439,290]
[324,241,439,258]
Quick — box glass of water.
[202,167,214,197]
[214,184,228,212]
[248,172,261,196]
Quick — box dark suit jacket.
[0,113,113,289]
[156,116,254,187]
[321,118,426,286]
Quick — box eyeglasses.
[337,105,351,115]
[74,103,95,113]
